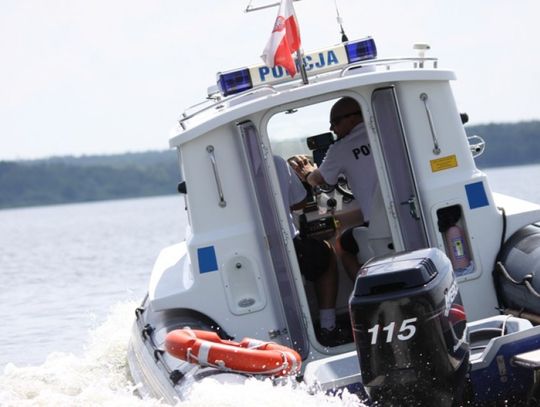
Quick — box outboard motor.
[349,248,469,406]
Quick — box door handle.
[401,195,420,220]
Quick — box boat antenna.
[334,0,348,42]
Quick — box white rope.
[501,314,513,337]
[180,334,299,376]
[186,347,195,363]
[197,341,212,366]
[182,327,197,338]
[245,339,269,349]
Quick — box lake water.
[1,164,539,406]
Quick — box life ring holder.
[165,328,302,377]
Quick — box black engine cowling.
[349,248,469,406]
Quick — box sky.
[1,0,540,160]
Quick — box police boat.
[127,35,540,406]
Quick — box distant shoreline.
[1,121,539,210]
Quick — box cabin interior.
[265,98,368,333]
[243,89,477,349]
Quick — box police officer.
[289,96,377,278]
[274,155,351,346]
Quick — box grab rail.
[179,56,439,128]
[179,86,278,129]
[207,145,227,208]
[419,92,441,155]
[340,57,438,77]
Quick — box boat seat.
[353,184,394,264]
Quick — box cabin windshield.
[267,100,335,159]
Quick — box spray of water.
[183,377,365,407]
[0,302,367,407]
[0,302,164,407]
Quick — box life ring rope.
[186,347,293,375]
[165,328,301,377]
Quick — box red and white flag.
[261,0,301,77]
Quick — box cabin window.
[266,97,364,243]
[267,99,335,159]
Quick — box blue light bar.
[345,37,377,63]
[217,68,253,96]
[216,37,377,97]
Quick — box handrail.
[340,57,438,77]
[179,86,279,128]
[419,92,441,155]
[207,145,227,208]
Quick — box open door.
[238,120,310,358]
[372,87,429,250]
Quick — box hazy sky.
[2,0,539,160]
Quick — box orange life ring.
[165,328,302,377]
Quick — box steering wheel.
[314,175,354,202]
[336,175,354,201]
[315,183,336,194]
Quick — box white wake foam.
[0,302,366,407]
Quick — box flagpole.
[245,0,302,13]
[296,49,308,85]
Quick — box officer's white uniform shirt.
[273,155,306,238]
[318,123,377,221]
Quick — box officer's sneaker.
[318,325,353,347]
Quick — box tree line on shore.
[1,121,539,209]
[0,151,180,209]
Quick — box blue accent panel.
[465,181,489,209]
[197,246,218,274]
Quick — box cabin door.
[238,120,310,358]
[371,87,429,250]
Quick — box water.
[1,164,539,406]
[483,164,540,202]
[0,196,186,369]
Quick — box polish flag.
[261,0,301,77]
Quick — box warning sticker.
[430,155,458,172]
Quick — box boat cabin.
[153,37,540,360]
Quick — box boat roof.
[169,41,456,148]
